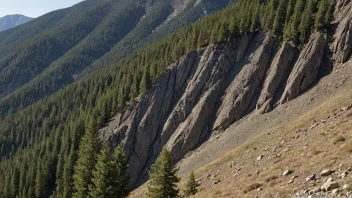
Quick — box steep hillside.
[0,0,350,197]
[99,0,351,190]
[0,0,231,116]
[0,14,33,32]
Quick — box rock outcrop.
[99,14,351,186]
[332,0,352,63]
[280,32,327,104]
[213,34,274,131]
[256,42,296,113]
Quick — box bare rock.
[257,41,296,112]
[280,32,327,104]
[306,174,316,181]
[320,169,334,177]
[332,0,352,64]
[283,169,293,176]
[256,155,264,161]
[321,182,339,192]
[213,180,221,185]
[213,33,274,131]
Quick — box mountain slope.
[0,0,350,197]
[0,0,232,116]
[0,14,33,32]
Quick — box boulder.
[320,169,334,176]
[321,182,339,192]
[280,32,327,104]
[306,174,316,181]
[283,169,293,176]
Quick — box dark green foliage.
[148,149,180,198]
[314,0,332,30]
[0,0,334,197]
[110,144,130,198]
[299,0,314,43]
[89,148,112,198]
[72,119,99,198]
[184,171,199,197]
[89,145,129,198]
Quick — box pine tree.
[89,144,130,198]
[63,144,75,198]
[10,169,20,197]
[35,163,45,198]
[285,0,296,23]
[299,0,314,43]
[183,171,199,197]
[147,149,180,198]
[272,0,288,37]
[89,148,111,198]
[72,118,98,198]
[110,144,130,198]
[314,0,330,30]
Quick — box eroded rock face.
[280,32,327,104]
[213,34,274,131]
[332,1,352,64]
[256,42,296,113]
[99,16,351,187]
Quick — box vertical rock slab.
[256,42,296,113]
[280,31,327,104]
[160,45,223,145]
[332,1,352,64]
[166,82,224,163]
[213,34,273,131]
[105,52,198,186]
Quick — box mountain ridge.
[0,14,33,32]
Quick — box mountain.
[0,0,231,116]
[0,14,33,32]
[0,0,351,197]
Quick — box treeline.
[0,0,144,115]
[0,0,334,197]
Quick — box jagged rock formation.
[100,2,352,185]
[332,0,352,63]
[256,42,296,113]
[212,34,274,131]
[280,32,327,104]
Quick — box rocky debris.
[213,180,221,185]
[324,177,334,183]
[320,169,334,177]
[213,33,274,131]
[321,182,339,192]
[332,0,352,64]
[283,169,293,176]
[256,155,263,161]
[295,104,352,134]
[288,180,294,184]
[306,174,316,182]
[257,42,296,113]
[280,31,327,104]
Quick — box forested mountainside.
[0,15,33,32]
[0,0,230,116]
[0,0,350,197]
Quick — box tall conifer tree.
[148,149,180,198]
[72,118,98,198]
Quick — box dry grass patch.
[332,136,346,144]
[243,183,262,194]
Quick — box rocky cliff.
[99,0,352,187]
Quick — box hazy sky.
[0,0,84,18]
